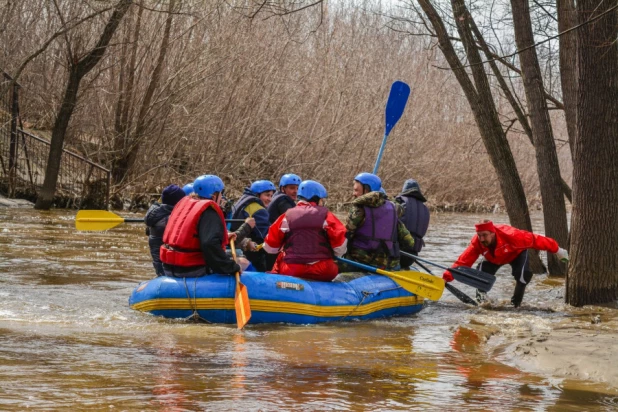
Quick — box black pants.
[245,249,267,272]
[477,250,532,306]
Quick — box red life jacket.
[283,205,333,264]
[160,196,228,267]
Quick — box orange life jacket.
[160,196,228,267]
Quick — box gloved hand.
[556,247,569,263]
[443,270,454,282]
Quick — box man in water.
[443,220,569,306]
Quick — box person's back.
[161,175,241,277]
[395,179,430,268]
[264,180,346,281]
[144,184,185,276]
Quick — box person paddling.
[443,220,569,306]
[264,180,347,281]
[160,175,241,277]
[229,180,275,271]
[394,179,430,269]
[341,172,415,271]
[144,184,186,276]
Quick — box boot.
[511,282,526,307]
[475,289,487,304]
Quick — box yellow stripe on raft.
[131,295,423,317]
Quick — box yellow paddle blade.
[230,239,251,329]
[75,210,125,231]
[377,269,445,301]
[235,273,251,329]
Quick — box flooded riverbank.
[1,208,617,410]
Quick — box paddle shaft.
[335,256,444,300]
[413,255,479,280]
[77,217,245,223]
[409,254,477,306]
[373,133,389,174]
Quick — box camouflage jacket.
[343,191,414,270]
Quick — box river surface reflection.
[1,208,617,410]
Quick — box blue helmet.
[193,175,224,199]
[354,172,382,192]
[182,183,194,196]
[250,180,276,195]
[298,180,328,201]
[279,173,302,188]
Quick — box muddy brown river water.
[1,208,617,410]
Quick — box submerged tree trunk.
[510,0,569,276]
[566,0,618,306]
[35,0,133,210]
[417,0,544,272]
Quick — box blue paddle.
[373,80,411,174]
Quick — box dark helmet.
[400,179,427,202]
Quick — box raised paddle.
[230,238,251,329]
[373,80,411,174]
[335,257,444,301]
[75,210,245,231]
[402,252,477,306]
[412,255,496,293]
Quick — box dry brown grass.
[1,1,571,209]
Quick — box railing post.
[106,171,111,211]
[8,83,19,197]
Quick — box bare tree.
[510,0,569,275]
[111,0,176,186]
[557,0,577,155]
[414,0,545,272]
[35,0,133,210]
[567,0,618,305]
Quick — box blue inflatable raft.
[129,272,425,325]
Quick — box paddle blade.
[445,284,478,306]
[234,273,251,329]
[451,266,496,292]
[383,269,445,301]
[384,80,410,136]
[75,210,125,231]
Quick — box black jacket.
[144,203,174,275]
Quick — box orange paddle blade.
[235,272,251,329]
[230,239,251,329]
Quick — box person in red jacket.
[263,180,347,281]
[443,220,569,306]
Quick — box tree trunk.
[469,18,573,205]
[510,0,569,276]
[566,0,618,306]
[425,0,544,272]
[35,0,133,210]
[557,0,578,157]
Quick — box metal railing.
[0,70,110,208]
